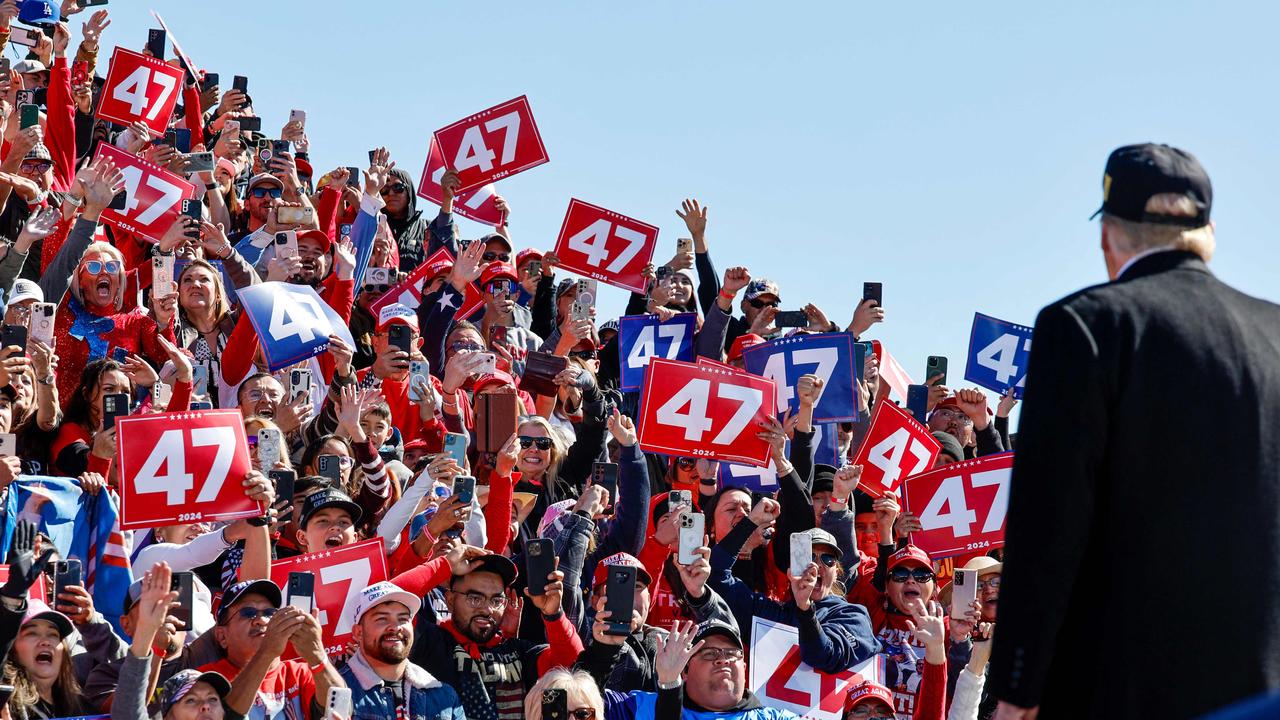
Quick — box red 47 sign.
[638,359,776,467]
[271,539,388,657]
[367,248,483,321]
[903,453,1013,558]
[417,137,503,225]
[553,199,659,294]
[852,397,941,499]
[96,47,185,135]
[117,409,258,530]
[94,143,195,243]
[748,616,883,720]
[432,95,549,194]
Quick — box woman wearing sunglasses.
[523,668,603,720]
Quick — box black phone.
[774,310,808,328]
[237,115,262,132]
[524,538,556,596]
[146,29,166,59]
[286,571,316,612]
[181,198,202,222]
[201,71,219,92]
[0,324,27,356]
[170,571,193,629]
[541,689,567,720]
[82,0,110,5]
[863,281,883,307]
[103,392,130,430]
[269,469,296,520]
[906,384,929,423]
[232,75,249,94]
[109,190,128,210]
[451,475,476,505]
[591,462,618,505]
[53,560,82,605]
[387,323,413,355]
[272,139,291,158]
[316,455,343,483]
[190,401,213,410]
[604,565,637,636]
[926,355,948,386]
[32,87,47,108]
[0,684,14,712]
[345,166,360,187]
[19,103,39,130]
[173,128,192,154]
[367,149,377,165]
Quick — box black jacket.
[988,251,1280,718]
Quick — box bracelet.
[657,679,683,691]
[205,183,218,191]
[64,194,84,209]
[308,660,326,673]
[718,289,735,301]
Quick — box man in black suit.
[989,144,1280,719]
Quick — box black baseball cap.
[299,489,362,529]
[692,619,743,649]
[216,579,282,623]
[468,553,519,588]
[1090,143,1212,228]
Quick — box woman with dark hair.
[49,337,192,477]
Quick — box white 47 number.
[976,333,1031,388]
[134,427,236,505]
[111,65,177,120]
[760,347,837,407]
[918,468,1010,537]
[568,219,646,273]
[452,111,520,174]
[865,429,933,492]
[626,323,688,369]
[315,558,373,637]
[656,379,762,445]
[118,165,183,225]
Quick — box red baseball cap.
[727,333,764,363]
[845,681,895,711]
[888,545,932,571]
[425,258,454,279]
[479,262,518,287]
[592,552,653,588]
[297,229,331,253]
[472,371,517,395]
[515,248,543,266]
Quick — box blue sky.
[35,2,1280,413]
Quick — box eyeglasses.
[20,161,52,173]
[694,647,744,663]
[379,184,408,196]
[449,341,483,354]
[888,568,936,584]
[454,590,508,610]
[747,298,779,309]
[250,187,283,199]
[482,251,511,263]
[484,279,515,295]
[675,457,697,470]
[933,408,973,424]
[362,283,389,294]
[518,436,553,450]
[233,607,279,622]
[568,349,598,360]
[977,576,1001,590]
[814,552,839,567]
[84,260,121,275]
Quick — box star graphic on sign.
[437,291,458,311]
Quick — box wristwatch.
[657,679,683,691]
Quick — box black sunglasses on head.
[888,567,936,584]
[518,436,553,450]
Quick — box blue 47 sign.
[965,312,1033,399]
[618,312,697,391]
[239,282,356,372]
[741,333,859,423]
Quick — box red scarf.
[439,618,504,660]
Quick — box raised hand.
[654,620,706,684]
[448,240,486,291]
[748,496,781,527]
[15,207,60,253]
[848,298,885,337]
[997,386,1018,418]
[675,544,713,599]
[1,520,56,600]
[364,147,394,197]
[795,373,825,407]
[606,408,638,447]
[675,198,708,239]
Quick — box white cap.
[9,279,43,305]
[349,581,421,626]
[14,60,47,75]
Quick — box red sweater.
[54,296,176,406]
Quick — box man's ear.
[213,624,227,649]
[295,528,308,551]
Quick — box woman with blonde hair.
[523,668,604,720]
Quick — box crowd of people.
[0,3,1035,720]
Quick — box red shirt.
[201,657,316,720]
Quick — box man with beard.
[341,581,465,719]
[409,551,584,720]
[928,390,1004,458]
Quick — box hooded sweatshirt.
[384,168,457,272]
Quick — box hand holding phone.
[287,571,316,613]
[677,511,705,566]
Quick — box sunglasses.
[675,457,697,470]
[449,341,483,354]
[814,552,839,567]
[518,436,553,450]
[233,607,279,622]
[84,260,121,275]
[362,283,389,294]
[20,161,52,173]
[568,349,598,360]
[569,710,596,720]
[379,183,408,196]
[888,567,936,584]
[482,251,511,263]
[484,279,515,295]
[250,187,283,199]
[747,298,780,309]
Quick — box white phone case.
[29,303,55,345]
[257,429,282,469]
[152,256,174,297]
[677,511,704,565]
[789,531,813,578]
